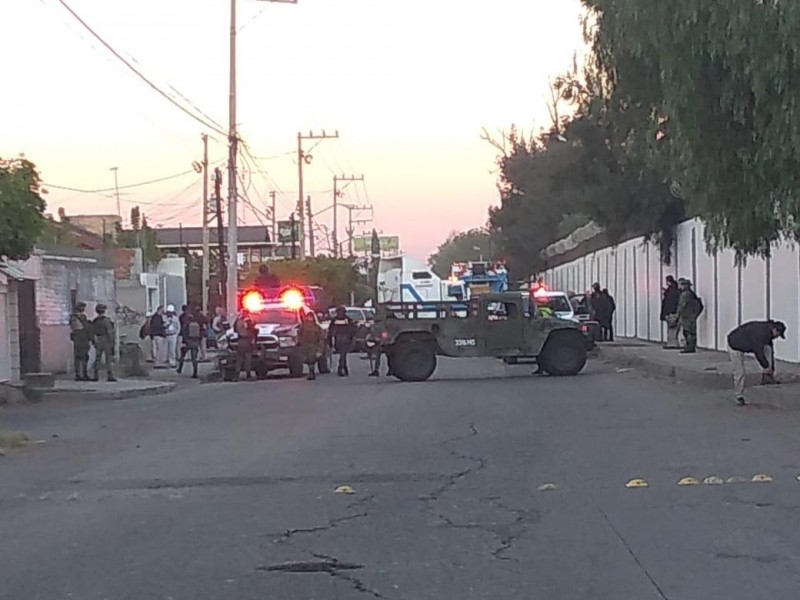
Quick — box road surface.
[2,357,800,599]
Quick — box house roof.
[153,225,273,247]
[0,262,25,280]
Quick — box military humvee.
[374,293,588,382]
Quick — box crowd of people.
[569,283,617,341]
[139,304,219,379]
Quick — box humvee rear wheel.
[539,332,587,376]
[392,342,436,382]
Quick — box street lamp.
[226,0,298,319]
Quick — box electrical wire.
[44,169,197,194]
[239,140,295,213]
[52,0,227,137]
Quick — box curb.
[42,382,177,402]
[598,346,755,390]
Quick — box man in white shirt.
[164,305,180,368]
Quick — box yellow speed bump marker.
[752,474,773,483]
[703,476,724,485]
[334,485,356,494]
[725,476,748,484]
[677,477,699,486]
[537,483,558,492]
[625,478,649,489]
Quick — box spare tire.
[539,331,587,376]
[391,342,437,382]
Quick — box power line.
[52,0,227,137]
[239,140,295,214]
[45,169,197,194]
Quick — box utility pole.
[340,204,373,257]
[332,174,363,258]
[290,212,297,260]
[269,190,277,254]
[201,133,210,313]
[297,130,339,259]
[306,195,315,257]
[110,167,121,219]
[226,0,239,320]
[227,0,298,318]
[214,168,227,308]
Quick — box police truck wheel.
[222,368,237,382]
[255,363,269,380]
[539,332,587,376]
[392,343,436,382]
[288,355,305,378]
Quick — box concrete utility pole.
[201,133,210,313]
[269,190,277,255]
[340,203,373,257]
[214,168,227,308]
[228,0,298,317]
[332,175,363,258]
[297,130,339,259]
[306,195,315,257]
[110,167,121,219]
[289,212,297,260]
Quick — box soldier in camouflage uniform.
[91,303,117,382]
[298,311,323,380]
[69,301,93,381]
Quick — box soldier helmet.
[76,301,87,311]
[95,303,107,313]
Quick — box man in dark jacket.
[660,275,681,349]
[255,264,281,289]
[596,289,615,341]
[177,313,203,378]
[727,320,786,406]
[328,306,357,376]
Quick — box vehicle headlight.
[279,336,297,348]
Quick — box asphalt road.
[3,355,800,599]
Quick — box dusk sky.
[3,0,587,260]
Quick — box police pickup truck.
[374,292,588,382]
[217,288,331,380]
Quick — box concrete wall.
[0,276,10,382]
[32,252,116,374]
[543,217,800,363]
[157,257,186,310]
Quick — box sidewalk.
[598,339,800,390]
[11,356,219,404]
[42,378,176,402]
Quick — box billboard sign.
[277,220,302,244]
[353,235,399,253]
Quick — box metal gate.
[17,280,41,374]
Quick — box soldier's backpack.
[187,320,201,340]
[694,293,704,316]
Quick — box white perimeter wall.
[544,218,800,363]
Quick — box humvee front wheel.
[391,342,437,382]
[538,332,587,376]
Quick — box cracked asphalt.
[3,356,800,599]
